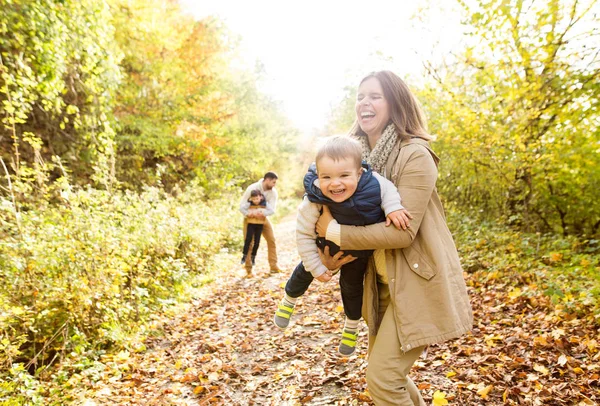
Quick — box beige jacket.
[338,138,473,352]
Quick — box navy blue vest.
[304,162,385,258]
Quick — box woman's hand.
[318,245,357,270]
[316,206,334,237]
[315,271,333,283]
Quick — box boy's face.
[316,155,361,203]
[250,195,262,205]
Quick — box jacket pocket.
[402,245,437,280]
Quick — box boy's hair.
[250,189,263,198]
[315,135,363,169]
[263,171,278,180]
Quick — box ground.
[75,215,599,405]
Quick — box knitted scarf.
[355,123,399,175]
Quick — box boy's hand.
[385,209,413,230]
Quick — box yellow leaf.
[533,364,549,375]
[446,371,457,378]
[335,305,344,313]
[477,384,493,399]
[550,252,563,262]
[572,367,584,374]
[432,390,449,406]
[193,386,206,394]
[484,334,503,347]
[508,287,522,299]
[115,351,130,361]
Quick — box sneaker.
[338,329,358,356]
[240,255,247,265]
[273,302,295,329]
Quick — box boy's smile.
[316,156,361,203]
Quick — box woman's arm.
[320,145,438,251]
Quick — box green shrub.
[0,185,239,378]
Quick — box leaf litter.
[73,217,599,405]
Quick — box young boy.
[240,190,270,268]
[273,135,411,355]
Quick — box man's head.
[262,171,278,190]
[315,135,363,203]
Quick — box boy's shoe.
[338,329,358,356]
[240,255,247,265]
[273,302,295,329]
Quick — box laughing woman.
[316,71,473,405]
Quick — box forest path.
[77,215,599,405]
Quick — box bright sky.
[180,0,464,134]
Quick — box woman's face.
[355,77,390,139]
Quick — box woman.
[316,71,473,405]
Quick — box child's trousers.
[243,223,264,257]
[284,257,369,320]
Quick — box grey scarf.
[356,124,399,175]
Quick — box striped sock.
[274,294,298,329]
[344,318,360,332]
[283,294,298,308]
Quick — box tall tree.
[421,0,600,236]
[0,0,122,190]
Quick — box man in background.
[239,172,280,275]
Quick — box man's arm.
[263,189,278,216]
[239,184,254,215]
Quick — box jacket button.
[413,263,419,269]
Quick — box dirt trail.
[77,216,599,405]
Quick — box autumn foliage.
[0,0,599,404]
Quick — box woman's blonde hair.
[315,135,363,170]
[350,71,433,141]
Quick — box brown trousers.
[366,283,426,406]
[243,217,278,271]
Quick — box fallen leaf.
[432,390,449,405]
[477,384,493,399]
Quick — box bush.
[0,185,239,378]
